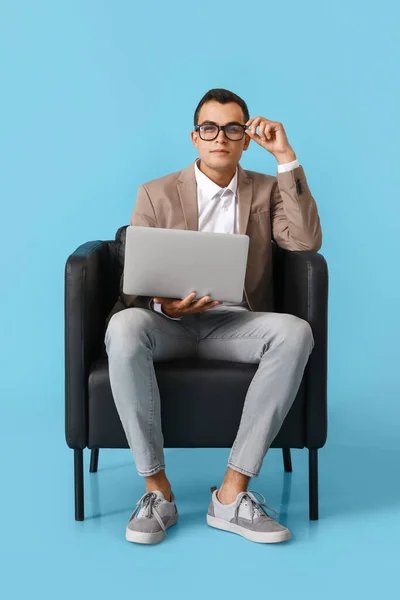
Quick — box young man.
[105,88,322,545]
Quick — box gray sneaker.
[206,486,291,544]
[126,490,178,544]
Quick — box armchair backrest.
[102,226,130,317]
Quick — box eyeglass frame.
[194,121,251,141]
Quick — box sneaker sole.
[206,514,291,544]
[126,512,178,544]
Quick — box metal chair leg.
[309,448,319,520]
[282,448,292,472]
[89,449,99,473]
[74,449,84,521]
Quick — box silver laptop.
[123,225,249,303]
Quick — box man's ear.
[191,130,199,148]
[243,136,251,151]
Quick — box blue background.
[1,0,399,598]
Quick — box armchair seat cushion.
[88,357,306,449]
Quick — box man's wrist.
[275,150,297,164]
[161,305,171,316]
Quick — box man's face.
[191,101,250,171]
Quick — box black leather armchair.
[65,225,328,522]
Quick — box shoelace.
[128,491,168,536]
[233,490,278,524]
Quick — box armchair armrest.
[64,240,112,449]
[273,245,329,449]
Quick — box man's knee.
[275,314,314,354]
[105,308,153,354]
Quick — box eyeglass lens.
[198,124,245,140]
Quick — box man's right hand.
[153,292,221,318]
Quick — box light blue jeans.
[104,305,314,478]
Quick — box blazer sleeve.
[119,185,159,311]
[270,165,322,251]
[130,184,158,227]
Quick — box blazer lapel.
[176,160,253,234]
[177,162,199,231]
[237,163,252,235]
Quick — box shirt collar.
[194,158,238,199]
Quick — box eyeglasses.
[195,122,249,141]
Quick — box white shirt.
[154,157,299,319]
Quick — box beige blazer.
[107,160,322,325]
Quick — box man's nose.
[216,129,228,142]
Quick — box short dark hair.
[193,88,250,127]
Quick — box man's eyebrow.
[200,120,244,126]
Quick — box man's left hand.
[245,116,296,164]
